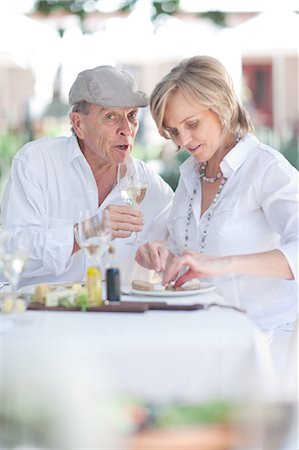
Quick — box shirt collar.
[179,156,200,193]
[67,134,84,162]
[180,133,259,184]
[220,133,258,178]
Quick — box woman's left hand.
[163,251,228,286]
[135,240,169,273]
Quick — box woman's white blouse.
[168,134,298,330]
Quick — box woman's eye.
[188,121,198,129]
[169,129,178,137]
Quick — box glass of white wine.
[75,209,112,267]
[117,158,148,245]
[0,228,30,294]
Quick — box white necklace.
[199,161,222,183]
[184,134,241,251]
[184,177,227,252]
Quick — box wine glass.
[75,209,112,268]
[117,158,148,245]
[0,229,30,289]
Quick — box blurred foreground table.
[1,287,282,449]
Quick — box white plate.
[126,282,215,297]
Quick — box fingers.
[174,270,197,287]
[162,252,200,286]
[162,252,179,285]
[105,204,144,239]
[135,241,168,272]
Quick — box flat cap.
[68,65,149,108]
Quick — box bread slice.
[132,280,154,291]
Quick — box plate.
[127,282,215,297]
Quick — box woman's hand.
[163,251,228,286]
[135,240,169,273]
[163,249,294,286]
[105,205,144,239]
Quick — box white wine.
[121,184,148,208]
[80,236,110,265]
[2,252,27,288]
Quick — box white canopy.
[228,10,299,56]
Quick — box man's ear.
[70,112,85,139]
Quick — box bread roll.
[132,280,154,291]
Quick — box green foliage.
[0,132,28,179]
[33,0,227,25]
[157,401,232,427]
[200,11,227,27]
[34,0,88,19]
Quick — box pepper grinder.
[106,245,121,302]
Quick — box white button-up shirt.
[2,134,173,287]
[168,134,298,330]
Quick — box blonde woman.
[136,56,298,372]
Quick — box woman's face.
[163,90,224,163]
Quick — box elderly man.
[1,66,173,287]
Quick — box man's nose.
[119,118,133,136]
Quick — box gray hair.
[150,55,254,139]
[69,101,91,134]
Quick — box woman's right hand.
[135,240,169,273]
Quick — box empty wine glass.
[0,228,30,294]
[75,209,112,268]
[117,158,148,245]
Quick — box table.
[0,288,278,448]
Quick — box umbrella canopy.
[228,10,299,56]
[0,13,61,102]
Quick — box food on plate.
[74,288,89,311]
[45,289,77,307]
[31,283,91,311]
[132,280,155,291]
[165,282,201,291]
[33,283,50,304]
[15,298,27,313]
[71,283,83,292]
[1,296,15,313]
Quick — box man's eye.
[106,114,115,120]
[128,111,137,120]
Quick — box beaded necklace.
[184,135,241,252]
[184,176,227,251]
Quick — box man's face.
[74,104,139,165]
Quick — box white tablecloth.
[1,288,277,404]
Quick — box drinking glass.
[0,228,30,294]
[75,209,112,268]
[117,158,148,245]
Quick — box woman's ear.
[70,112,85,139]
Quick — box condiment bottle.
[106,245,121,302]
[106,268,121,302]
[86,266,102,306]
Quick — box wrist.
[224,255,235,273]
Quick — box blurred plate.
[126,282,215,297]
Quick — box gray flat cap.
[68,65,149,108]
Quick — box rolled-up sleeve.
[260,159,299,282]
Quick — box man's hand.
[105,205,144,239]
[135,240,169,273]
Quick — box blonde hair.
[150,55,254,139]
